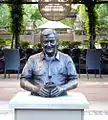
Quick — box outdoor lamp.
[38,0,71,21]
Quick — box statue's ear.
[56,40,59,46]
[57,43,59,47]
[40,39,44,47]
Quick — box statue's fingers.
[51,87,58,93]
[38,91,49,97]
[38,91,45,97]
[55,91,61,96]
[42,88,49,94]
[51,89,59,96]
[41,88,49,95]
[51,91,60,97]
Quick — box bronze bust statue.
[20,29,78,97]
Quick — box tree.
[0,4,10,28]
[78,3,98,48]
[61,18,75,29]
[61,7,77,28]
[96,4,108,35]
[78,5,87,23]
[23,5,43,30]
[8,0,24,48]
[30,7,42,29]
[23,4,36,23]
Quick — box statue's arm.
[61,78,78,92]
[50,77,78,97]
[61,57,78,92]
[20,77,40,92]
[20,56,40,93]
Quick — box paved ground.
[0,74,108,120]
[0,74,108,101]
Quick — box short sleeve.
[21,56,34,79]
[66,56,77,80]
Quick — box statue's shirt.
[22,51,77,86]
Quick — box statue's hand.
[44,82,56,91]
[50,86,64,97]
[37,86,49,97]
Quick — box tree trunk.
[11,34,14,49]
[15,33,19,49]
[84,0,96,49]
[88,4,96,49]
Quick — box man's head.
[40,29,58,57]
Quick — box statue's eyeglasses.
[43,39,56,46]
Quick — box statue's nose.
[47,41,51,46]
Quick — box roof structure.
[0,0,108,4]
[38,21,71,29]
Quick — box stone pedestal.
[9,92,89,120]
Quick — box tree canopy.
[23,4,43,29]
[96,4,108,27]
[0,4,10,28]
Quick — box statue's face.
[42,35,58,57]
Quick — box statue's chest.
[33,60,66,75]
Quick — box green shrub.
[0,38,11,48]
[59,40,71,48]
[20,41,31,49]
[0,40,6,49]
[98,39,108,49]
[82,40,90,49]
[68,41,82,49]
[32,42,41,49]
[59,40,81,49]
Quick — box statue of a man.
[20,29,78,97]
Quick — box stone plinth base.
[9,92,89,120]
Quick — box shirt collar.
[40,51,60,61]
[56,51,60,60]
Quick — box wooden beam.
[0,1,108,4]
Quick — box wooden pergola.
[0,0,108,48]
[0,0,108,4]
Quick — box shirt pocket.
[52,65,66,75]
[33,64,47,75]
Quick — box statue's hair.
[40,29,58,42]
